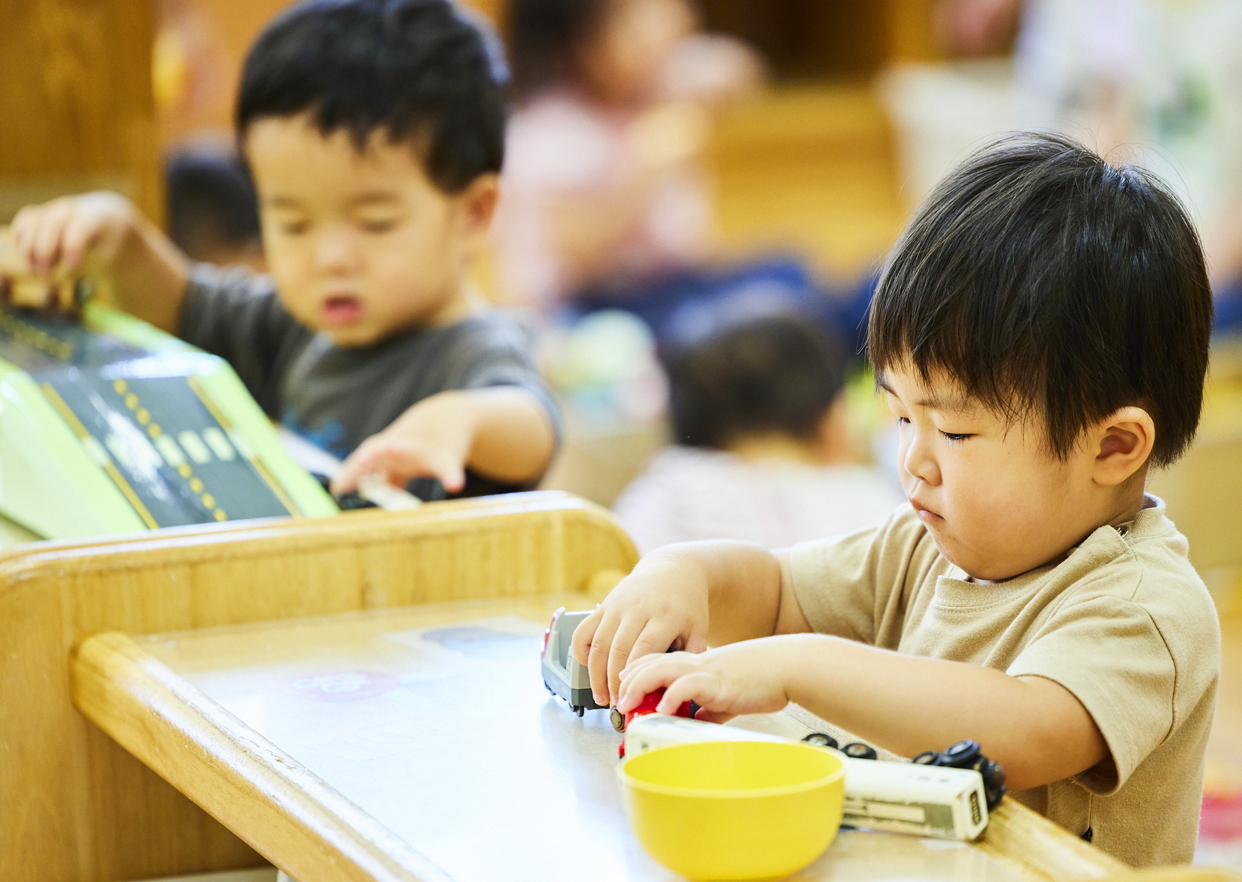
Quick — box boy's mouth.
[910,498,942,523]
[322,295,362,326]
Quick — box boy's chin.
[316,321,390,348]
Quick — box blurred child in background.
[6,0,559,503]
[165,144,265,271]
[496,0,841,337]
[613,305,903,553]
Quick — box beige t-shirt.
[777,496,1220,867]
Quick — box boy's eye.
[940,431,971,442]
[277,220,309,236]
[359,218,399,233]
[895,416,910,426]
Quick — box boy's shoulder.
[1060,496,1212,608]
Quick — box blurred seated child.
[614,307,903,552]
[575,135,1219,865]
[6,0,558,502]
[495,0,840,336]
[165,144,265,272]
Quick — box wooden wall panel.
[0,0,161,222]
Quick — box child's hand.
[617,641,791,724]
[9,192,140,276]
[570,550,712,707]
[332,391,474,496]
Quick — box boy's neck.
[415,279,488,329]
[1103,472,1151,531]
[726,434,825,466]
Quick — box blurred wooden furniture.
[70,598,1126,882]
[0,491,635,882]
[1149,342,1242,612]
[0,0,161,223]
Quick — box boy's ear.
[456,173,500,241]
[1090,406,1156,486]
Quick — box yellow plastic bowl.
[618,740,846,881]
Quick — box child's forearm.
[775,634,1108,790]
[460,386,555,485]
[110,213,191,333]
[681,542,804,646]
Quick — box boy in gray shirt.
[9,0,558,501]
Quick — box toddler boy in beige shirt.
[573,133,1220,866]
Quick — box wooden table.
[72,598,1125,882]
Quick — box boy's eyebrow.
[876,374,974,413]
[346,191,403,207]
[262,195,304,209]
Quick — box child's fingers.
[59,210,109,273]
[607,616,650,703]
[585,610,622,705]
[331,442,380,494]
[616,654,685,711]
[659,671,721,715]
[26,199,77,273]
[569,607,602,666]
[691,707,737,725]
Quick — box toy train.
[541,608,1006,842]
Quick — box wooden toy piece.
[0,227,94,316]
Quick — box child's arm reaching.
[8,193,190,331]
[331,386,555,497]
[616,635,1109,792]
[570,542,812,707]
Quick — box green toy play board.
[0,304,337,541]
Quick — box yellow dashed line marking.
[214,509,227,521]
[148,423,161,438]
[124,393,138,410]
[135,407,150,425]
[201,493,215,509]
[113,378,127,394]
[178,463,192,478]
[0,312,77,361]
[189,477,203,494]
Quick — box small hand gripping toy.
[616,688,695,757]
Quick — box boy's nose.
[903,433,941,485]
[314,230,361,273]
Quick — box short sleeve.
[446,316,564,450]
[778,508,933,646]
[1007,594,1175,794]
[177,263,306,412]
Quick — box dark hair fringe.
[663,309,848,449]
[867,132,1213,467]
[237,0,508,193]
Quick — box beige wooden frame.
[1,492,635,882]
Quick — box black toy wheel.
[842,742,877,760]
[802,732,839,749]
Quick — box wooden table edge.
[71,630,452,882]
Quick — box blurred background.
[2,0,1241,862]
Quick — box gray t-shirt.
[179,263,561,500]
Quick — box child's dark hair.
[507,0,609,100]
[165,147,261,260]
[237,0,507,193]
[868,133,1213,467]
[662,308,848,449]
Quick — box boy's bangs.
[868,262,1045,434]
